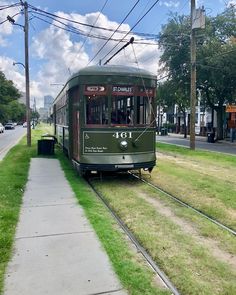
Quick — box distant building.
[44,95,53,109]
[38,95,53,122]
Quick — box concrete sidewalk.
[4,158,127,295]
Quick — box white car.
[23,122,27,128]
[0,123,4,133]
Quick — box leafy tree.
[158,6,236,139]
[158,79,190,137]
[0,71,21,122]
[8,100,26,123]
[197,7,236,139]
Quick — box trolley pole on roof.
[190,0,196,150]
[23,1,31,147]
[103,37,134,65]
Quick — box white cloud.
[0,56,25,90]
[159,1,180,8]
[1,10,160,108]
[0,55,44,106]
[0,1,21,46]
[30,10,159,104]
[227,0,236,7]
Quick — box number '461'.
[113,132,132,139]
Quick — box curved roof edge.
[70,65,156,80]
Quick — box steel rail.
[86,178,181,295]
[130,172,236,237]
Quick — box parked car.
[23,122,27,128]
[0,123,4,133]
[4,123,15,130]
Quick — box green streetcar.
[53,65,157,175]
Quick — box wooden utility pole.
[24,1,31,146]
[190,0,196,150]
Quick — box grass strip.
[141,182,236,255]
[57,150,171,295]
[93,178,236,295]
[156,142,236,166]
[0,137,36,294]
[154,143,236,229]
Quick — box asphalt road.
[156,134,236,155]
[0,126,26,161]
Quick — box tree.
[158,6,236,139]
[197,8,236,139]
[8,100,26,123]
[0,71,21,122]
[158,79,190,137]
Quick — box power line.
[87,0,141,65]
[100,0,161,63]
[0,3,21,11]
[31,13,158,46]
[0,11,22,25]
[76,0,109,59]
[28,3,160,39]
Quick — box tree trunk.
[216,105,224,140]
[183,110,187,138]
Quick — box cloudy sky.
[0,0,234,107]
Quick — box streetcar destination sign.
[112,86,134,95]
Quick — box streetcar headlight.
[120,140,128,150]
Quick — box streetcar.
[53,65,157,175]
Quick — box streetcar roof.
[70,65,156,80]
[54,65,156,103]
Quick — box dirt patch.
[136,190,236,269]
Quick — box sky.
[0,0,235,108]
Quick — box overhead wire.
[0,2,22,25]
[28,3,159,39]
[31,14,158,45]
[131,43,157,142]
[87,0,141,65]
[76,0,109,59]
[0,3,21,11]
[100,0,161,64]
[124,0,189,73]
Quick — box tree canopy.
[158,6,236,139]
[0,71,24,123]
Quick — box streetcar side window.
[111,96,134,125]
[137,96,152,125]
[85,95,108,125]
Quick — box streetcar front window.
[137,96,152,125]
[85,95,108,125]
[111,96,134,125]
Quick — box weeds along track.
[86,176,181,295]
[129,172,236,237]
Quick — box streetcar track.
[86,177,181,295]
[129,172,236,237]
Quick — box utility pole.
[190,0,196,150]
[24,1,31,146]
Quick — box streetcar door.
[70,87,80,161]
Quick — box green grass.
[0,125,170,295]
[92,178,236,295]
[156,142,236,165]
[0,138,36,293]
[57,150,170,295]
[154,143,236,229]
[1,130,236,295]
